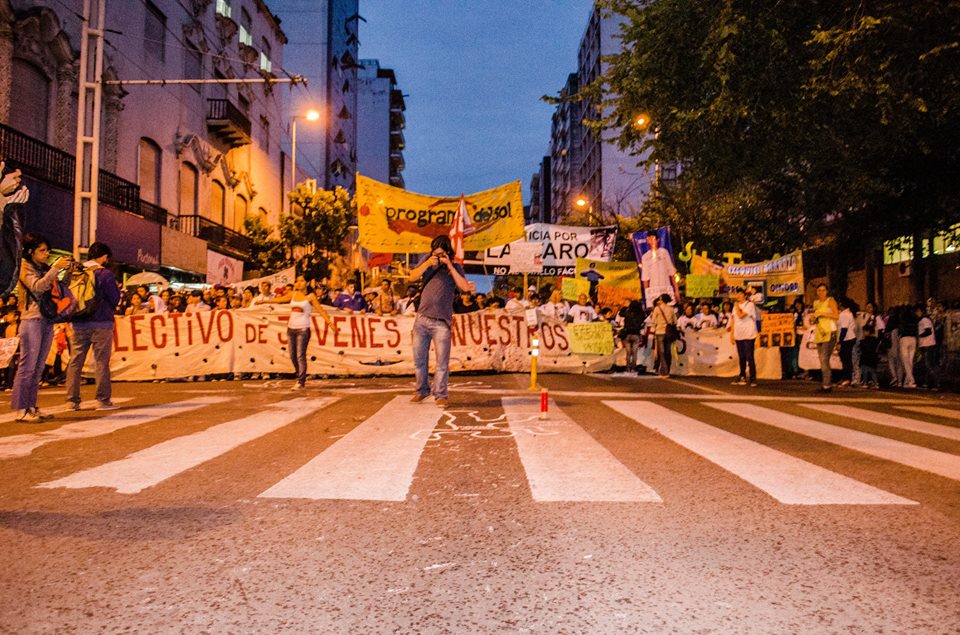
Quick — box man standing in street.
[408,235,471,408]
[66,242,121,411]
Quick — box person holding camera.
[66,242,121,411]
[407,235,471,408]
[11,233,72,422]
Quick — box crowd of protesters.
[0,272,955,392]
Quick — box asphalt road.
[1,374,959,633]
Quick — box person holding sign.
[260,275,338,390]
[729,287,759,386]
[408,236,471,408]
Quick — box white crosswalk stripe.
[503,397,662,503]
[40,398,335,494]
[801,404,960,442]
[706,402,960,482]
[606,401,914,505]
[895,405,960,422]
[0,398,134,424]
[260,396,442,501]
[0,396,229,460]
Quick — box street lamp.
[574,195,601,225]
[291,108,321,196]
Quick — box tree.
[282,184,355,279]
[244,214,288,275]
[595,0,960,296]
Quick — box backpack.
[68,266,98,320]
[19,272,76,323]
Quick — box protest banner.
[567,322,615,355]
[356,175,525,253]
[506,242,544,274]
[691,250,805,298]
[631,325,782,379]
[230,266,296,291]
[574,258,642,307]
[0,337,18,369]
[206,251,243,285]
[481,223,617,276]
[631,227,678,308]
[561,277,590,302]
[685,273,720,298]
[758,313,796,348]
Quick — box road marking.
[259,396,442,501]
[706,402,960,482]
[659,376,729,395]
[502,397,661,503]
[0,397,134,424]
[801,404,960,442]
[0,397,229,460]
[895,405,960,422]
[606,401,914,505]
[39,398,334,494]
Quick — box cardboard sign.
[567,322,614,355]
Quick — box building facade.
[527,156,550,224]
[356,59,405,188]
[546,7,655,224]
[0,0,290,282]
[269,0,359,192]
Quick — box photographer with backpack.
[11,233,73,422]
[65,242,121,411]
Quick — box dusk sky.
[357,2,596,199]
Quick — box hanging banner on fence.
[631,227,678,308]
[0,337,18,369]
[758,313,796,348]
[568,322,615,355]
[481,223,617,276]
[230,266,296,291]
[574,258,642,307]
[691,250,805,297]
[355,174,525,253]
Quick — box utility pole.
[72,0,106,259]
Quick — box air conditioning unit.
[898,260,912,277]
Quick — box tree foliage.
[597,0,960,259]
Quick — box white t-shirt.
[568,304,598,323]
[918,316,936,348]
[676,314,697,330]
[538,301,568,321]
[731,300,758,341]
[695,312,719,329]
[838,309,857,341]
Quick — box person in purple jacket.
[65,242,122,411]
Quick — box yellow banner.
[567,322,614,355]
[691,250,804,297]
[356,174,525,253]
[561,277,590,302]
[575,258,642,307]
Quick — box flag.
[448,194,474,265]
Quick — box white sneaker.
[16,409,42,423]
[290,383,305,391]
[96,401,120,411]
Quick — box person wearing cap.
[729,286,759,386]
[408,235,471,408]
[454,289,480,314]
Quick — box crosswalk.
[4,392,959,507]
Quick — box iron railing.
[178,214,251,258]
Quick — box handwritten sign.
[0,337,19,369]
[685,274,720,298]
[567,322,614,355]
[758,313,795,348]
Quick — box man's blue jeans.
[412,314,452,400]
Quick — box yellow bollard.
[529,336,540,390]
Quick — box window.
[138,138,162,205]
[216,0,232,18]
[260,38,272,73]
[183,47,202,94]
[232,194,247,231]
[210,180,225,224]
[259,116,270,153]
[9,59,50,140]
[179,162,198,216]
[239,8,252,46]
[144,1,166,63]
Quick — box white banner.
[230,266,297,291]
[507,242,544,274]
[481,223,617,276]
[102,310,783,381]
[206,251,243,285]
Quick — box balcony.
[390,128,405,151]
[176,214,251,259]
[206,99,251,148]
[0,121,153,220]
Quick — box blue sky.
[358,1,594,198]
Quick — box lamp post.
[291,108,320,200]
[575,195,600,225]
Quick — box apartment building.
[356,58,405,188]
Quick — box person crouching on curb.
[257,274,338,390]
[408,236,471,408]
